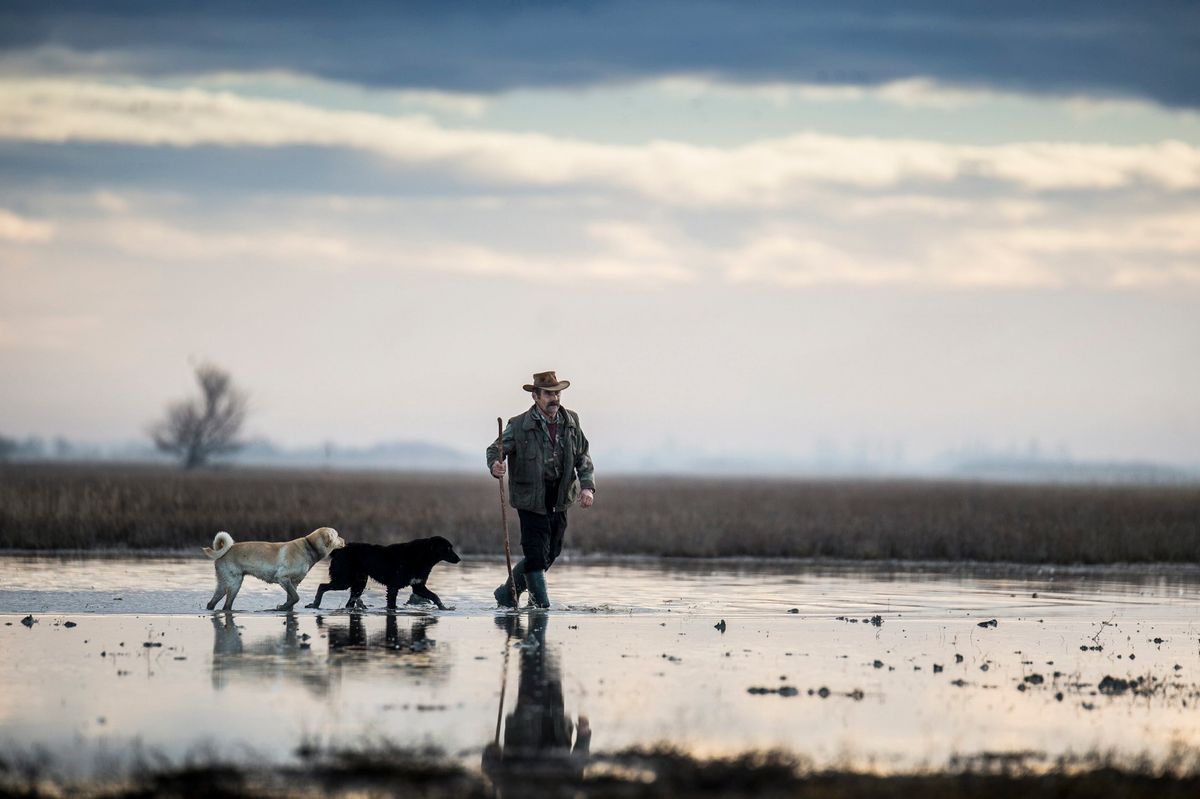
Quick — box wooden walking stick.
[497,417,517,606]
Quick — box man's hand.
[491,461,506,479]
[579,488,595,508]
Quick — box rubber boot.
[525,569,550,609]
[493,560,527,608]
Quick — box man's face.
[533,389,561,417]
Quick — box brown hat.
[523,371,571,393]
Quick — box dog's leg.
[307,576,351,609]
[411,583,447,610]
[347,575,369,609]
[207,579,226,611]
[222,574,244,611]
[386,585,400,610]
[306,582,330,609]
[277,578,300,611]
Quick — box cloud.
[999,212,1200,256]
[188,70,491,117]
[0,208,53,242]
[409,241,692,285]
[3,2,1199,108]
[722,209,1200,291]
[726,234,910,287]
[4,79,1200,206]
[839,196,1049,222]
[43,206,693,286]
[723,229,1065,289]
[657,76,1030,110]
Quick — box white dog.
[203,527,346,611]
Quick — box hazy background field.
[3,464,1197,564]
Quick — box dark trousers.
[517,480,568,572]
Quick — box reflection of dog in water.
[209,611,329,693]
[483,612,591,786]
[203,527,345,611]
[319,612,439,657]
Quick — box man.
[487,371,596,609]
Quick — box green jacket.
[487,406,596,513]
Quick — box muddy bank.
[4,745,1200,799]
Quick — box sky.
[1,1,1198,470]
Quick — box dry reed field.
[1,463,1198,563]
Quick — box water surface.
[3,556,1199,776]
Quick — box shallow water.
[3,555,1200,776]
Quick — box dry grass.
[1,463,1198,563]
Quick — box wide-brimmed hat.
[523,371,571,393]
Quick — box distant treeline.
[1,463,1198,563]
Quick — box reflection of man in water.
[483,612,591,787]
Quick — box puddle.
[3,556,1200,776]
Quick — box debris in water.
[869,615,883,627]
[1098,675,1133,695]
[1024,674,1044,685]
[20,615,36,627]
[787,608,799,614]
[64,621,77,628]
[955,653,964,663]
[747,685,798,697]
[977,619,998,628]
[932,664,944,673]
[714,620,726,633]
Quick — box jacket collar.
[523,404,573,430]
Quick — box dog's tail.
[203,531,235,560]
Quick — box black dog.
[306,536,461,610]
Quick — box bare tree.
[150,362,249,469]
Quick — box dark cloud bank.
[3,0,1199,107]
